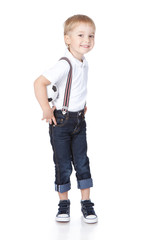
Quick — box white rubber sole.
[83,216,98,224]
[55,214,70,222]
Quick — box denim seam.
[53,135,61,185]
[55,182,71,193]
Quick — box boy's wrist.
[42,104,51,112]
[42,105,51,112]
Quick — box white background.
[0,0,160,239]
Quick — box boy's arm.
[34,75,57,125]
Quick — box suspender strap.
[59,57,72,115]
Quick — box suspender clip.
[62,106,68,115]
[62,110,67,115]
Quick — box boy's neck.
[68,49,84,62]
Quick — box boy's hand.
[84,106,87,115]
[42,106,57,125]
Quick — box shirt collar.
[64,48,87,68]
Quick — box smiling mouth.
[80,45,90,48]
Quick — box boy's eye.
[89,35,95,38]
[78,34,84,37]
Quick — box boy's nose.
[84,37,90,43]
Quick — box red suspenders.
[59,57,72,115]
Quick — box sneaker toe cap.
[86,215,97,219]
[57,214,69,218]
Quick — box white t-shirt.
[42,49,88,112]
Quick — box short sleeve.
[42,60,70,85]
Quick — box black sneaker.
[56,200,70,222]
[81,200,98,223]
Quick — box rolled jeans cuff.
[55,182,71,193]
[77,178,93,189]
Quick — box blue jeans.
[49,109,93,193]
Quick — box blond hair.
[64,14,96,35]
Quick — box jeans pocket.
[55,114,69,127]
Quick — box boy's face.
[64,23,95,61]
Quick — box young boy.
[34,14,97,224]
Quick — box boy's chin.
[80,48,91,54]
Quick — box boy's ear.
[64,34,71,45]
